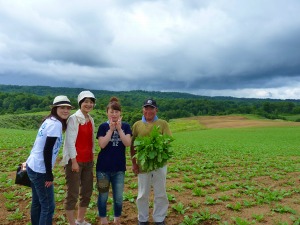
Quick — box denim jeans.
[96,171,125,217]
[27,166,55,225]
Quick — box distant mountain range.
[1,84,299,103]
[1,84,300,123]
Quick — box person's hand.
[45,171,54,186]
[21,162,27,171]
[109,118,116,131]
[132,163,139,175]
[116,116,122,131]
[45,181,53,188]
[72,161,79,172]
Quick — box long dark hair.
[43,107,68,132]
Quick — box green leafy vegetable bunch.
[134,125,174,172]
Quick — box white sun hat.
[52,95,73,108]
[77,90,96,104]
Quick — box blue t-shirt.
[96,122,132,172]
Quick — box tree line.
[1,84,300,125]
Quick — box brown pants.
[64,160,94,210]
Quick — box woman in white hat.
[26,95,73,225]
[62,90,96,225]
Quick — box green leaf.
[148,151,157,159]
[134,125,174,172]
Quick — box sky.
[1,0,300,99]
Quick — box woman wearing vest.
[62,91,96,225]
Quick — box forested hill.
[2,84,300,102]
[1,84,300,123]
[0,84,200,99]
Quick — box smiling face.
[56,106,72,120]
[107,108,121,122]
[143,105,158,122]
[80,98,95,114]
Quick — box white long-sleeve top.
[61,109,95,165]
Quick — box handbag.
[15,162,31,187]
[97,177,110,193]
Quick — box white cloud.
[192,86,300,100]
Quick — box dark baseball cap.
[143,98,157,108]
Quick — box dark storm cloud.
[0,0,300,99]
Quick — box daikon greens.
[133,125,174,172]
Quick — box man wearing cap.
[130,98,172,225]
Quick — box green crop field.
[0,116,300,225]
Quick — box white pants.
[137,165,169,222]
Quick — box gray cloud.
[0,0,300,99]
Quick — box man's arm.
[130,141,139,175]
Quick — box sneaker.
[75,220,91,225]
[114,219,121,225]
[138,221,149,225]
[100,217,109,225]
[155,221,166,225]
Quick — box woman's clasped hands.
[109,116,122,131]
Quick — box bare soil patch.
[6,173,300,225]
[196,115,300,128]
